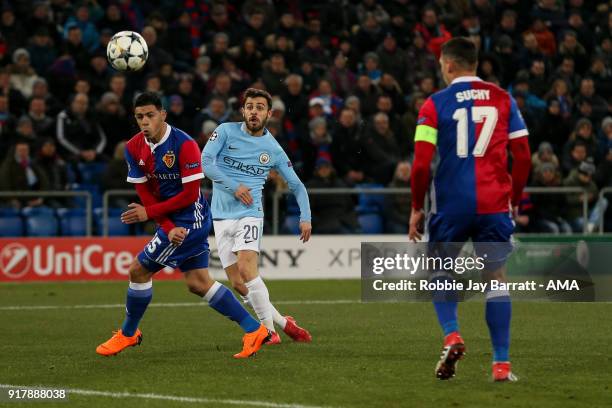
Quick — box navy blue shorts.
[427,212,515,269]
[137,225,210,273]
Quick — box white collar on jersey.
[147,122,171,152]
[451,76,483,85]
[240,122,270,137]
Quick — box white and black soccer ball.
[106,31,148,71]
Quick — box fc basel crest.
[162,150,176,168]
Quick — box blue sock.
[121,282,152,337]
[486,291,511,362]
[431,276,459,336]
[206,282,260,333]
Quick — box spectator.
[102,141,131,208]
[0,8,27,53]
[108,73,131,114]
[141,26,173,72]
[532,141,560,175]
[302,117,332,180]
[166,95,193,136]
[557,30,589,74]
[262,54,289,97]
[87,52,111,100]
[330,108,365,186]
[282,74,309,126]
[98,3,133,34]
[0,140,49,209]
[574,78,609,123]
[530,162,571,234]
[310,79,343,119]
[563,159,607,232]
[0,94,16,153]
[563,118,599,172]
[14,116,38,150]
[8,49,39,99]
[414,7,452,59]
[27,28,57,77]
[0,69,26,117]
[64,5,100,53]
[354,13,385,55]
[359,112,401,185]
[26,97,54,139]
[328,53,356,98]
[63,24,91,71]
[96,92,131,158]
[306,156,360,234]
[354,74,380,118]
[33,138,70,208]
[298,34,330,71]
[56,93,106,163]
[385,160,411,234]
[193,97,231,134]
[236,37,263,79]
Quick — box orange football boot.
[96,329,142,356]
[233,324,271,359]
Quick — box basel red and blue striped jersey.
[414,76,529,215]
[125,124,208,229]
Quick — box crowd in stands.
[0,0,611,235]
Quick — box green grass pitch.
[1,280,610,408]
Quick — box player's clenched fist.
[121,203,149,224]
[168,227,187,245]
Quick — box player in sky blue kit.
[202,88,313,344]
[95,92,270,359]
[408,39,531,381]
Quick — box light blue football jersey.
[201,122,311,221]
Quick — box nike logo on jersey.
[244,240,255,244]
[228,145,238,150]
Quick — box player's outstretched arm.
[201,127,240,193]
[275,153,312,242]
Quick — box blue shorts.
[137,225,210,273]
[427,212,515,270]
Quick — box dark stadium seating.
[94,207,130,236]
[57,208,87,236]
[22,206,59,237]
[282,214,301,235]
[0,208,25,237]
[358,213,384,234]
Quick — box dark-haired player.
[96,92,270,359]
[408,38,531,381]
[202,88,312,345]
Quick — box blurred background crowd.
[0,0,611,235]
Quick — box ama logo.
[1,243,31,279]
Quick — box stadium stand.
[0,0,609,235]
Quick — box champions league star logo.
[259,152,270,165]
[163,151,176,168]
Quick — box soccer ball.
[106,31,148,71]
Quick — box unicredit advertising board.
[0,236,402,282]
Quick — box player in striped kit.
[408,38,531,381]
[96,92,269,359]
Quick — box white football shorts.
[213,217,264,268]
